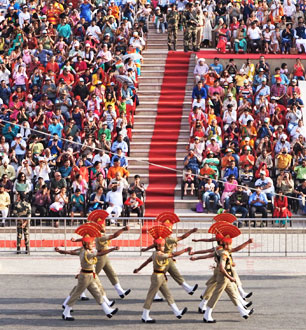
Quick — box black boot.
[17,247,21,254]
[184,46,189,52]
[168,45,172,51]
[173,44,176,51]
[25,245,29,254]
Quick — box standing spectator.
[0,183,10,226]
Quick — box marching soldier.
[167,3,179,51]
[141,212,198,299]
[56,223,119,321]
[70,210,131,299]
[201,222,254,323]
[182,2,199,52]
[134,225,190,323]
[12,192,31,255]
[191,232,253,313]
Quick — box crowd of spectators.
[184,55,306,226]
[0,0,150,227]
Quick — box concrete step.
[139,83,193,91]
[129,149,187,158]
[132,128,189,135]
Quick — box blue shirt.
[209,63,223,75]
[249,192,268,206]
[59,165,72,178]
[47,139,63,156]
[192,86,207,99]
[271,73,290,85]
[224,167,239,180]
[111,140,128,155]
[80,3,92,22]
[111,155,128,168]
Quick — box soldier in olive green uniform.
[167,4,179,51]
[182,3,199,52]
[134,225,190,323]
[142,227,198,296]
[12,192,31,254]
[56,230,119,321]
[203,237,254,323]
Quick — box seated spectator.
[201,177,220,213]
[0,183,10,226]
[239,147,255,171]
[223,161,239,181]
[70,188,85,219]
[111,134,129,156]
[107,158,129,180]
[50,172,67,196]
[276,148,292,174]
[128,175,145,200]
[192,80,207,100]
[229,185,249,223]
[249,187,268,224]
[11,133,26,165]
[183,149,200,174]
[111,148,128,168]
[13,172,31,197]
[255,149,273,172]
[183,169,195,196]
[32,185,51,218]
[273,190,292,226]
[124,191,144,217]
[106,182,124,223]
[59,160,72,185]
[294,159,306,182]
[294,180,306,214]
[189,136,204,163]
[274,134,291,154]
[255,171,275,201]
[221,175,238,209]
[50,187,69,224]
[72,174,88,196]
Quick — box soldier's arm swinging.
[190,252,215,261]
[231,238,253,253]
[177,228,198,242]
[133,256,153,273]
[55,247,80,255]
[97,246,120,256]
[108,226,130,240]
[192,237,217,243]
[171,247,192,258]
[140,243,155,252]
[189,247,214,255]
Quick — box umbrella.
[115,74,134,86]
[122,52,143,62]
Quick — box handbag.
[196,202,204,213]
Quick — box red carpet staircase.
[144,52,191,216]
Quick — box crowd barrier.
[0,217,306,256]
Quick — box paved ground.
[1,274,306,330]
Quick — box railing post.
[64,217,67,251]
[140,218,142,256]
[248,218,251,257]
[285,220,288,257]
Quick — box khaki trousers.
[95,255,119,285]
[67,273,103,307]
[165,259,184,285]
[207,271,239,309]
[143,273,175,309]
[196,27,203,48]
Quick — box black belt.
[154,270,167,280]
[81,269,94,273]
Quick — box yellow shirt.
[277,154,292,170]
[0,191,10,210]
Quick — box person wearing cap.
[134,225,191,323]
[194,58,209,83]
[223,92,237,112]
[222,104,237,131]
[271,76,286,105]
[239,146,255,170]
[73,77,89,102]
[257,117,274,140]
[287,78,301,99]
[18,5,30,28]
[11,191,31,254]
[11,133,26,165]
[248,186,268,224]
[182,2,198,52]
[271,67,290,86]
[56,228,119,320]
[203,229,254,322]
[98,122,111,142]
[254,76,270,102]
[166,3,179,50]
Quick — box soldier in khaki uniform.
[55,223,119,321]
[134,225,191,323]
[191,234,253,313]
[141,212,198,299]
[201,221,254,323]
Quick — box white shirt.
[34,164,51,181]
[223,110,237,124]
[248,27,262,39]
[11,139,26,156]
[239,113,254,126]
[106,189,123,207]
[255,177,275,194]
[284,4,296,16]
[19,11,30,28]
[92,153,110,168]
[86,25,102,40]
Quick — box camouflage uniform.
[167,9,179,51]
[12,200,31,252]
[182,7,198,52]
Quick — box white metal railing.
[1,217,306,256]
